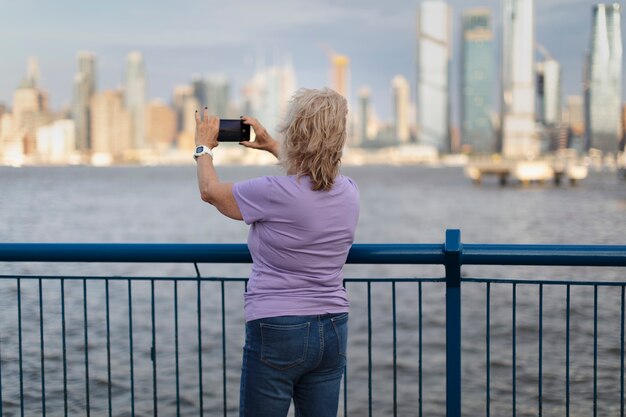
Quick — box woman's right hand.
[240,117,280,158]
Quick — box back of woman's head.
[279,88,348,191]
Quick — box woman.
[194,88,359,417]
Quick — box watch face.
[195,146,204,153]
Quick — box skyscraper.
[172,85,194,132]
[537,58,561,126]
[26,57,40,88]
[146,100,177,151]
[392,75,410,144]
[191,75,207,110]
[124,51,147,149]
[623,103,626,149]
[206,74,230,117]
[461,8,495,154]
[330,54,350,100]
[585,3,622,154]
[243,62,296,135]
[501,0,538,158]
[72,51,96,152]
[358,87,371,145]
[417,0,452,153]
[91,90,132,161]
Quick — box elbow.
[199,189,215,205]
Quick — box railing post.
[445,229,462,417]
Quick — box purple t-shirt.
[232,174,360,322]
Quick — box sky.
[0,0,624,124]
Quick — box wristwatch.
[194,145,214,160]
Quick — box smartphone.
[218,119,250,142]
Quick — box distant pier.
[465,158,588,186]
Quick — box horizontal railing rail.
[2,242,626,266]
[1,230,626,417]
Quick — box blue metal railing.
[1,229,626,417]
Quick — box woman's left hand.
[195,108,219,149]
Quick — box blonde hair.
[278,88,348,191]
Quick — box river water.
[1,165,626,416]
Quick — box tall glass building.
[124,52,147,150]
[417,0,452,153]
[72,51,96,152]
[536,59,561,126]
[206,74,230,118]
[392,75,410,144]
[461,8,495,154]
[501,0,538,158]
[585,3,622,154]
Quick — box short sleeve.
[232,176,273,225]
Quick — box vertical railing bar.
[343,281,348,417]
[539,284,543,417]
[197,274,204,417]
[594,285,598,417]
[512,283,516,417]
[444,229,462,417]
[221,280,227,417]
[486,282,491,417]
[367,281,372,417]
[105,279,112,417]
[83,278,90,417]
[128,279,135,417]
[392,281,397,417]
[0,310,2,417]
[151,280,158,417]
[619,285,624,417]
[566,285,570,417]
[61,280,68,417]
[174,280,181,417]
[17,278,24,417]
[39,278,46,417]
[419,282,422,417]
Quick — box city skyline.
[1,1,624,124]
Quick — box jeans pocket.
[260,322,310,370]
[331,313,349,357]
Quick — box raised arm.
[195,109,243,221]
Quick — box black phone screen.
[218,119,250,142]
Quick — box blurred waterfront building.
[25,57,40,89]
[71,51,97,152]
[172,85,194,132]
[91,90,132,164]
[146,100,177,152]
[327,53,356,146]
[585,3,622,155]
[623,103,626,149]
[417,0,452,153]
[242,62,296,135]
[461,8,495,154]
[357,87,380,146]
[124,52,147,150]
[357,87,371,146]
[172,85,200,152]
[0,113,24,165]
[392,75,411,144]
[191,75,207,108]
[501,0,539,159]
[206,74,230,118]
[13,83,48,132]
[12,60,51,157]
[564,95,586,150]
[537,59,562,126]
[36,120,76,164]
[330,54,350,101]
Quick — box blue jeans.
[240,313,348,417]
